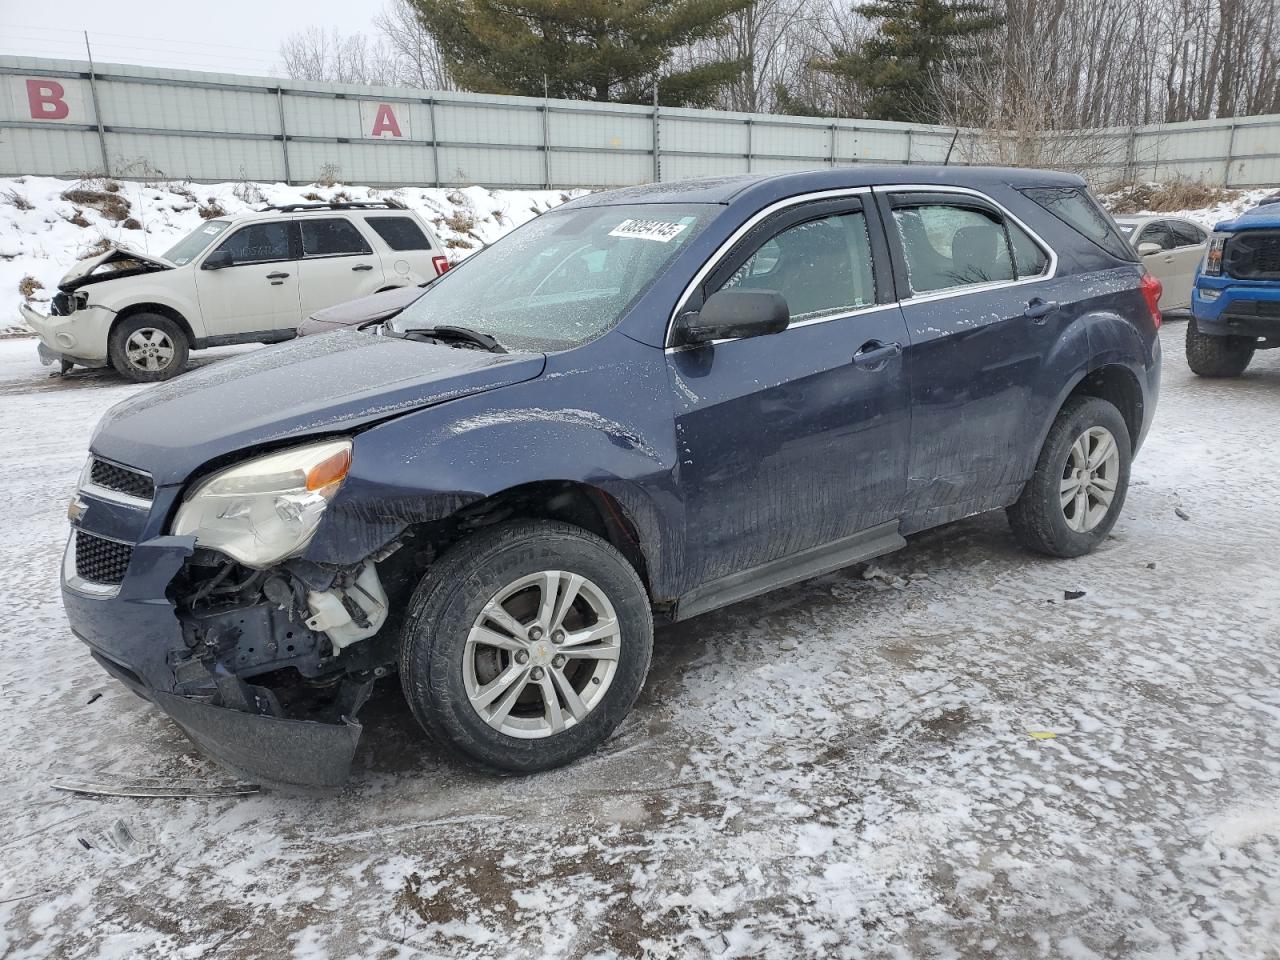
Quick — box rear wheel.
[1008,396,1132,558]
[400,520,653,773]
[1185,318,1254,377]
[109,313,189,382]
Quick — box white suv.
[22,201,448,382]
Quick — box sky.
[0,0,377,76]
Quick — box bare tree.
[280,27,401,86]
[374,0,455,89]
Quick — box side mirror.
[1137,241,1162,257]
[202,249,234,270]
[680,289,789,345]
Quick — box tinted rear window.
[1022,187,1137,261]
[301,218,373,257]
[366,216,432,250]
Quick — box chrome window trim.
[880,184,1057,304]
[662,183,1059,350]
[664,186,873,349]
[665,303,899,353]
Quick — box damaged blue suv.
[64,168,1161,789]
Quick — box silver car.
[1115,216,1209,311]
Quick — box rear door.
[361,214,443,281]
[193,220,301,337]
[876,188,1061,521]
[669,194,912,588]
[296,217,385,319]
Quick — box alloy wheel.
[463,570,621,739]
[124,328,176,373]
[1060,426,1120,533]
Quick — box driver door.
[667,196,912,593]
[194,220,302,338]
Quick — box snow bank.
[1102,185,1277,230]
[0,176,585,334]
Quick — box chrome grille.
[74,530,133,585]
[88,457,154,501]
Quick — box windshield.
[163,220,231,265]
[1117,223,1136,237]
[386,202,717,350]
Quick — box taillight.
[1140,272,1163,329]
[431,255,450,277]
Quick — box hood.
[297,285,425,337]
[91,329,546,485]
[60,244,172,292]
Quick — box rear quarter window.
[1022,186,1137,262]
[365,216,433,251]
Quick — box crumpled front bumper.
[20,302,112,365]
[63,534,364,791]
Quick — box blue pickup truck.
[1187,199,1280,376]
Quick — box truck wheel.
[108,313,189,382]
[1185,318,1254,377]
[400,520,653,773]
[1008,396,1132,558]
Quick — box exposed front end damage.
[67,532,404,791]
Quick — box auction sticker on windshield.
[609,219,690,243]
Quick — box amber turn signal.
[306,448,352,491]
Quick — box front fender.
[89,273,204,339]
[304,335,682,596]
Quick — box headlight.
[1203,233,1228,276]
[172,439,352,567]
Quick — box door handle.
[351,263,374,272]
[266,271,290,279]
[852,340,902,369]
[1024,298,1059,323]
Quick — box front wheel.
[400,520,653,773]
[109,313,189,382]
[1185,318,1254,377]
[1008,396,1132,558]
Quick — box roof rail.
[257,198,409,213]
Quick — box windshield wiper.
[394,325,507,354]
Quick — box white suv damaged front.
[22,244,178,368]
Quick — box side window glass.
[892,204,1015,293]
[301,218,374,258]
[1022,186,1137,261]
[715,212,875,321]
[1168,221,1204,248]
[1138,224,1173,251]
[365,216,432,251]
[215,222,292,265]
[1009,221,1049,277]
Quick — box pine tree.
[813,0,1003,124]
[410,0,753,107]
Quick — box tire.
[399,520,653,773]
[1008,396,1132,559]
[1185,318,1254,377]
[108,312,189,382]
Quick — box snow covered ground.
[1,325,1279,958]
[0,176,581,334]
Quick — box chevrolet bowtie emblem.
[67,497,88,523]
